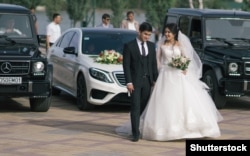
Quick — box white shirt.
[128,22,136,31]
[46,22,61,43]
[136,38,148,56]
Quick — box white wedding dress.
[116,32,223,141]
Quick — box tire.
[52,87,61,95]
[77,74,94,110]
[30,97,51,112]
[203,70,226,109]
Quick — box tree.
[0,0,41,8]
[44,0,65,21]
[66,0,90,27]
[110,0,128,28]
[142,0,174,41]
[242,0,250,11]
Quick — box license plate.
[0,77,22,85]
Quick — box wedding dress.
[116,32,223,141]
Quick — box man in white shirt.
[120,11,139,32]
[46,13,61,50]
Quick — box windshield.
[82,33,136,55]
[205,18,250,41]
[0,14,32,38]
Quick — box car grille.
[113,72,126,86]
[245,62,250,75]
[0,61,30,75]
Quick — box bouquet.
[168,55,191,71]
[95,50,123,64]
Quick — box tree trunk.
[199,0,203,9]
[189,0,194,8]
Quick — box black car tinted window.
[82,33,136,55]
[0,14,32,38]
[58,31,75,49]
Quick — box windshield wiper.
[232,38,250,42]
[210,37,226,42]
[0,35,16,45]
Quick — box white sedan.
[47,28,137,110]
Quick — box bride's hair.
[164,23,179,41]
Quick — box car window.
[69,32,79,51]
[179,16,190,36]
[190,19,201,38]
[58,31,75,49]
[205,18,250,40]
[82,33,136,55]
[0,14,32,38]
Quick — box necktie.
[141,42,146,56]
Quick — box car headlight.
[228,62,238,73]
[33,62,45,72]
[89,68,113,83]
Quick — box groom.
[123,22,158,142]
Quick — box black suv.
[0,4,52,111]
[164,8,250,108]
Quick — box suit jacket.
[120,19,139,32]
[123,39,158,87]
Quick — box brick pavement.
[0,94,250,156]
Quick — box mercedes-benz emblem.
[1,62,12,73]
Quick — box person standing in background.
[46,13,61,51]
[120,11,139,32]
[30,6,38,34]
[96,13,113,28]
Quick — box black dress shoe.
[131,136,139,142]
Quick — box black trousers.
[130,77,151,138]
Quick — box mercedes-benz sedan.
[47,28,137,110]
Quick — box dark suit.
[123,39,158,139]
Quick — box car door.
[52,31,75,92]
[63,31,80,93]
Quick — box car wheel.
[52,87,61,95]
[77,74,94,110]
[30,97,51,112]
[203,70,226,109]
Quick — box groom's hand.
[127,83,134,93]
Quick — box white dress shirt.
[136,38,148,56]
[46,22,61,43]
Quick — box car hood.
[205,46,250,59]
[0,43,39,57]
[82,55,123,72]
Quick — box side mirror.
[63,47,76,55]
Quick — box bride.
[116,23,223,141]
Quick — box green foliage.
[44,0,65,21]
[0,0,40,8]
[66,0,90,27]
[110,0,128,28]
[242,0,250,11]
[142,0,174,34]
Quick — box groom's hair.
[139,22,153,32]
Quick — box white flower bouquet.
[95,50,123,64]
[168,55,191,71]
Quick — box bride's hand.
[182,70,187,75]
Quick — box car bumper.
[0,80,51,98]
[221,79,250,97]
[86,77,129,105]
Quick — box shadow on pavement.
[0,97,30,112]
[25,118,127,139]
[224,96,250,110]
[51,92,130,113]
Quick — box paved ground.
[0,93,250,156]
